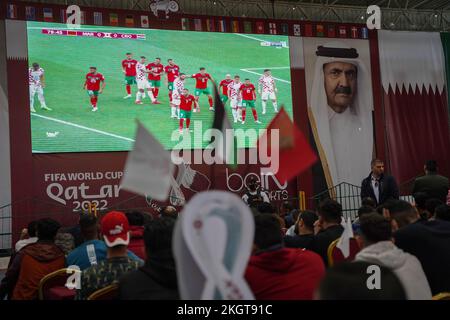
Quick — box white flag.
[336,217,354,258]
[120,121,174,201]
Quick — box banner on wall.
[378,31,450,183]
[303,38,374,191]
[31,151,297,217]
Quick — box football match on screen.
[27,21,293,153]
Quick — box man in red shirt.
[245,214,325,300]
[179,88,199,134]
[164,59,180,103]
[121,52,137,99]
[83,67,105,112]
[239,79,261,124]
[191,67,214,111]
[219,74,233,106]
[147,57,164,100]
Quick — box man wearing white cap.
[308,42,374,188]
[76,211,142,300]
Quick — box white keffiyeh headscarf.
[308,41,374,187]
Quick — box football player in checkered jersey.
[258,69,278,114]
[227,75,243,123]
[171,73,188,119]
[135,56,159,105]
[29,62,51,112]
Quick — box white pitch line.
[235,33,289,48]
[240,69,291,84]
[31,113,135,142]
[244,67,290,70]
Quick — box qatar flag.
[378,31,450,183]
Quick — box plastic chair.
[327,237,360,267]
[87,283,119,300]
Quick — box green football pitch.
[28,21,293,153]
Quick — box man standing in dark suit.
[412,160,449,203]
[361,159,399,206]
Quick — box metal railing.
[310,182,363,221]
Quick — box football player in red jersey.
[191,67,214,111]
[164,59,180,103]
[219,74,233,106]
[121,52,137,99]
[83,67,105,112]
[146,57,164,100]
[179,88,199,134]
[239,79,261,124]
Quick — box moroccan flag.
[43,8,53,22]
[126,15,135,27]
[378,30,450,184]
[243,21,252,34]
[257,108,317,184]
[110,13,119,26]
[316,24,324,37]
[304,24,313,37]
[256,22,264,34]
[327,25,336,37]
[181,18,189,31]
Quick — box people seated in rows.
[310,199,344,266]
[159,206,178,220]
[126,211,146,260]
[66,214,141,271]
[317,261,406,300]
[119,217,179,300]
[284,210,317,250]
[15,220,38,252]
[284,209,300,236]
[354,212,431,299]
[76,211,143,300]
[386,200,450,295]
[0,218,65,300]
[245,214,325,300]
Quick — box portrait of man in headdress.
[304,40,374,189]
